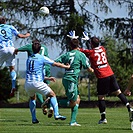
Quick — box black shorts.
[97,75,120,95]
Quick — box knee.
[30,95,36,100]
[47,90,56,97]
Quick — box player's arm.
[52,62,70,69]
[17,33,30,38]
[45,76,56,82]
[14,44,31,55]
[80,48,90,54]
[87,67,94,73]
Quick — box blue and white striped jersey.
[26,53,54,82]
[0,24,19,48]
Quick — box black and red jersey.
[80,46,114,78]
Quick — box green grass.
[0,108,132,133]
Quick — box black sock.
[117,93,130,112]
[98,100,106,120]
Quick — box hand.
[14,49,18,55]
[47,77,56,82]
[124,89,131,96]
[67,31,79,39]
[82,31,89,40]
[66,63,70,69]
[25,33,30,37]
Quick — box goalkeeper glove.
[67,30,79,39]
[82,31,89,40]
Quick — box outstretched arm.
[17,33,30,38]
[52,62,70,69]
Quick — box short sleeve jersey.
[0,24,19,47]
[80,46,114,78]
[18,44,50,76]
[18,44,49,57]
[26,53,54,82]
[55,50,90,82]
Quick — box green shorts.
[62,78,79,101]
[44,65,51,84]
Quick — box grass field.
[0,107,132,133]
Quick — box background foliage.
[0,0,133,102]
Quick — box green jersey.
[18,44,49,57]
[55,49,90,82]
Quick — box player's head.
[32,39,41,54]
[89,37,100,48]
[69,38,79,49]
[0,16,6,24]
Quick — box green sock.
[36,93,44,104]
[70,104,79,123]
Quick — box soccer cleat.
[42,105,48,115]
[70,122,81,126]
[41,97,50,115]
[55,115,66,120]
[98,119,107,124]
[10,88,17,97]
[32,119,39,124]
[129,108,133,122]
[48,109,54,118]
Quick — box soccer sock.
[29,99,36,121]
[98,100,106,120]
[50,97,59,116]
[10,70,16,89]
[117,93,131,112]
[70,104,79,123]
[36,93,44,104]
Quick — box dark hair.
[90,37,100,47]
[32,39,41,54]
[69,38,79,49]
[0,16,6,24]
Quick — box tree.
[0,0,132,50]
[0,0,132,95]
[0,67,11,102]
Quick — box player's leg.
[9,66,17,97]
[111,75,133,122]
[98,95,107,124]
[36,92,44,104]
[44,65,53,117]
[25,82,39,124]
[29,95,39,124]
[3,47,17,97]
[62,79,81,126]
[36,92,49,115]
[97,77,109,124]
[38,82,66,120]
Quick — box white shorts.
[25,81,52,97]
[0,47,15,67]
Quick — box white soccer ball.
[39,6,49,16]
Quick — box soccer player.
[55,38,94,126]
[24,39,70,124]
[15,42,53,117]
[0,16,30,97]
[79,33,133,124]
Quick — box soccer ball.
[39,6,49,16]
